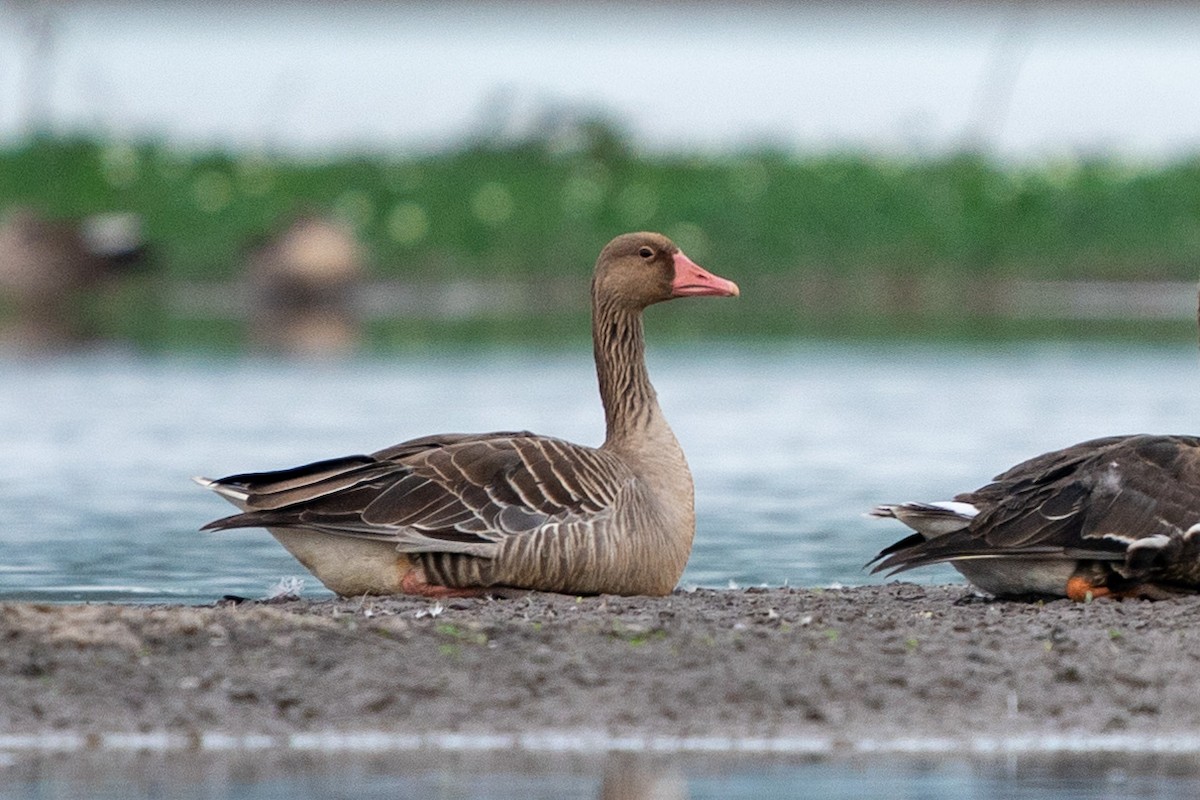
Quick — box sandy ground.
[3,583,1200,746]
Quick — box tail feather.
[201,510,288,531]
[869,538,1069,576]
[869,501,977,537]
[195,454,380,513]
[864,531,926,567]
[193,475,250,505]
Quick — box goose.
[196,232,739,598]
[0,208,146,348]
[245,213,363,356]
[869,431,1200,600]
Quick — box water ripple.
[2,343,1197,602]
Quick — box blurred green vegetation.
[3,132,1200,348]
[8,133,1200,281]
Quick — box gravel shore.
[3,584,1199,748]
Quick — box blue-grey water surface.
[6,340,1200,799]
[7,748,1200,800]
[3,340,1198,603]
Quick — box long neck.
[593,287,661,449]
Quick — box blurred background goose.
[244,212,364,357]
[197,232,738,597]
[0,207,146,349]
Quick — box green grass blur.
[3,129,1200,349]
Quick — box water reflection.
[4,749,1200,800]
[601,755,687,800]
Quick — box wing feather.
[870,434,1200,583]
[200,431,631,561]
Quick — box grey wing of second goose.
[202,431,641,591]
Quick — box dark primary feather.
[870,537,1119,577]
[870,434,1200,585]
[870,531,926,561]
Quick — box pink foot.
[400,568,489,598]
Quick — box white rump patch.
[881,501,977,518]
[1185,523,1200,540]
[883,501,978,537]
[924,501,979,518]
[1127,534,1173,551]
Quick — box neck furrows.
[592,293,662,448]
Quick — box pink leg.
[400,567,489,598]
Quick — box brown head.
[592,232,739,310]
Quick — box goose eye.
[638,247,654,259]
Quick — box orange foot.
[1066,575,1111,602]
[1066,576,1167,602]
[400,568,490,599]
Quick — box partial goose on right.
[869,435,1200,600]
[869,292,1200,601]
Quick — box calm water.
[5,340,1200,797]
[8,749,1200,800]
[3,339,1199,603]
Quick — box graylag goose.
[197,232,739,598]
[869,434,1200,600]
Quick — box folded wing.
[202,431,634,560]
[870,434,1200,585]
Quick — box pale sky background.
[1,2,1199,160]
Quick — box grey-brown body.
[869,434,1200,598]
[198,232,737,597]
